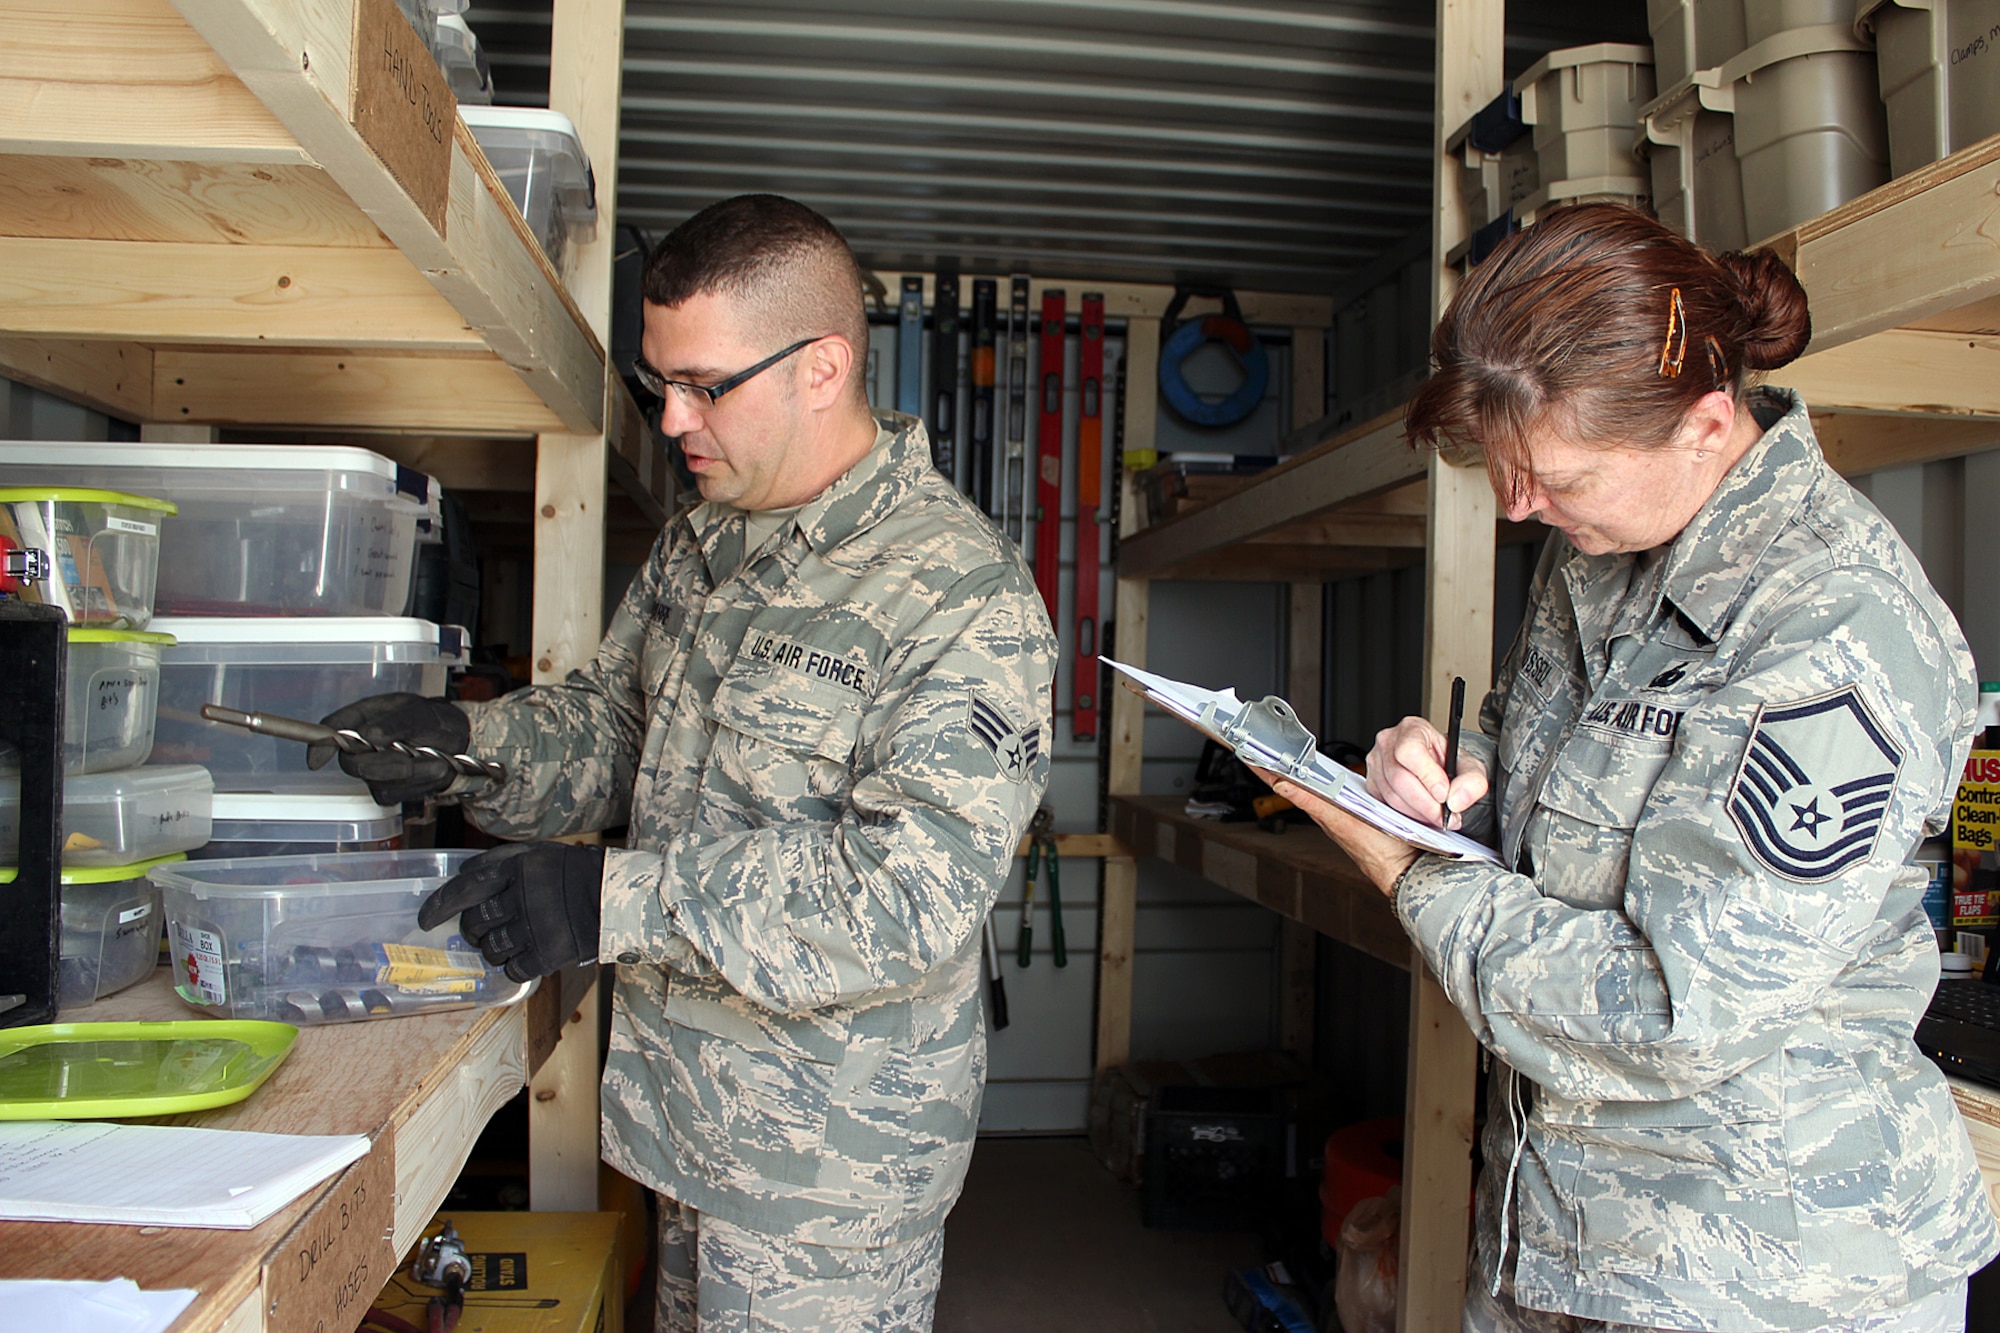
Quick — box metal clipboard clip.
[1210,695,1318,778]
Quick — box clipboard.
[1102,657,1499,863]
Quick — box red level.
[1034,290,1066,620]
[1073,293,1104,741]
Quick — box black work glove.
[418,842,605,982]
[308,693,470,805]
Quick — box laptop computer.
[1915,950,2000,1089]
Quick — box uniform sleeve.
[598,563,1057,1014]
[1393,563,1970,1103]
[455,548,661,840]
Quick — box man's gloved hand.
[418,842,605,982]
[308,693,470,805]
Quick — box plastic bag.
[1333,1186,1400,1333]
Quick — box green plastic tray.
[0,1020,298,1119]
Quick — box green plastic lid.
[0,1019,299,1119]
[1982,682,2000,693]
[65,628,175,646]
[0,851,186,885]
[0,487,177,514]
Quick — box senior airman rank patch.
[1728,687,1902,883]
[970,694,1038,782]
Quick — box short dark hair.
[1405,203,1811,503]
[642,195,869,397]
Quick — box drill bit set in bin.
[0,443,521,1025]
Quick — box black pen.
[1442,675,1465,826]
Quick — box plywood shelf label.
[262,1131,396,1333]
[349,0,451,237]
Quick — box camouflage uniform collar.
[1656,386,1819,643]
[792,410,933,557]
[682,410,926,577]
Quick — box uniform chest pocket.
[1539,726,1678,831]
[707,658,866,810]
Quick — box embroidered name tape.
[743,630,873,697]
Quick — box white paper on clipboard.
[1102,657,1499,863]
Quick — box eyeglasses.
[633,336,824,410]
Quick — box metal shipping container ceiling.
[468,0,1645,295]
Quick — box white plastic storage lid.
[152,616,449,665]
[209,791,402,842]
[150,848,472,900]
[8,763,214,808]
[0,442,434,509]
[457,106,597,229]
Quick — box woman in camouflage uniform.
[1270,204,1999,1332]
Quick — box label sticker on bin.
[172,920,226,1005]
[116,903,152,927]
[103,516,158,537]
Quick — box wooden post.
[1095,315,1158,1073]
[1398,0,1504,1329]
[529,0,625,1214]
[1281,579,1325,1062]
[1291,325,1326,435]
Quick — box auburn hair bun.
[1717,249,1811,371]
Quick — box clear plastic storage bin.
[0,763,212,867]
[191,790,404,859]
[151,616,455,795]
[433,13,493,104]
[0,488,176,629]
[0,855,175,1011]
[67,629,173,774]
[459,106,597,274]
[1857,0,2000,177]
[0,443,433,617]
[152,850,532,1025]
[1515,43,1658,185]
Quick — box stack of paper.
[0,1278,195,1333]
[0,1120,370,1229]
[1103,657,1500,863]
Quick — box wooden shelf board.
[0,155,388,247]
[0,236,484,351]
[1814,409,2000,476]
[0,337,156,421]
[1109,793,1407,970]
[0,0,306,165]
[1119,406,1423,579]
[153,346,568,432]
[1779,131,2000,354]
[0,0,611,436]
[1783,327,2000,419]
[0,968,551,1331]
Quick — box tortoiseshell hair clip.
[1658,286,1688,378]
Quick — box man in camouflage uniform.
[328,195,1056,1330]
[1277,389,1999,1330]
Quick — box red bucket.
[1320,1116,1403,1246]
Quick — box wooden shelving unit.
[0,0,647,1215]
[0,0,664,509]
[1094,10,2000,1316]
